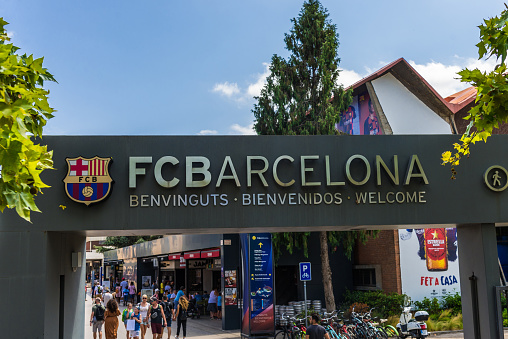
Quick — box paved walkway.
[85,293,240,339]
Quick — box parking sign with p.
[299,262,311,281]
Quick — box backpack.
[97,286,103,294]
[95,305,105,321]
[179,305,187,320]
[161,301,171,317]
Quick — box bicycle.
[275,313,305,339]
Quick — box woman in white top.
[138,294,150,339]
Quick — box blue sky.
[1,0,504,135]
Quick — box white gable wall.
[371,73,452,134]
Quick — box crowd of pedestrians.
[90,278,226,339]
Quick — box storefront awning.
[201,248,220,258]
[168,254,181,260]
[184,251,201,259]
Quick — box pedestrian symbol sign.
[299,262,311,281]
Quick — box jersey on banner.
[399,228,460,301]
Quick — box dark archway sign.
[1,135,506,339]
[2,135,508,232]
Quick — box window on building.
[353,265,381,290]
[353,268,376,286]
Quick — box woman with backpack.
[174,295,189,339]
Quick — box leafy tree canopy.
[0,18,56,220]
[272,230,378,261]
[442,6,508,177]
[94,235,163,253]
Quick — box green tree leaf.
[0,18,56,221]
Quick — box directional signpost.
[299,262,311,327]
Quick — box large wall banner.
[241,233,275,337]
[399,228,460,301]
[336,92,383,135]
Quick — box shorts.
[130,330,140,337]
[218,306,222,311]
[163,318,172,327]
[207,302,217,312]
[92,320,104,333]
[151,322,163,334]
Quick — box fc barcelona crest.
[63,156,113,205]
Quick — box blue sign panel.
[249,233,275,335]
[299,262,311,281]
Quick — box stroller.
[187,298,201,319]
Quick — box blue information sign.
[299,262,311,281]
[241,233,275,336]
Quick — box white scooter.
[396,297,429,338]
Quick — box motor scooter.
[396,297,429,338]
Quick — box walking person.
[217,291,222,320]
[174,296,189,339]
[129,307,142,339]
[129,282,137,304]
[174,286,185,306]
[104,288,114,306]
[104,299,121,339]
[160,295,174,339]
[115,281,122,304]
[139,295,150,339]
[91,297,106,339]
[147,297,167,339]
[305,313,330,339]
[120,278,128,304]
[96,282,104,301]
[123,285,130,306]
[207,288,218,319]
[122,302,134,339]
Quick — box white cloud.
[214,57,497,106]
[197,129,218,135]
[338,69,365,88]
[212,63,270,105]
[6,31,14,39]
[229,123,256,135]
[212,82,240,97]
[408,57,497,97]
[246,63,270,98]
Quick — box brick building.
[345,58,474,296]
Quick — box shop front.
[186,247,221,295]
[160,253,185,292]
[103,260,124,290]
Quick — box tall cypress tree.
[253,0,350,136]
[253,0,377,311]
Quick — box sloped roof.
[346,58,476,123]
[444,86,477,105]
